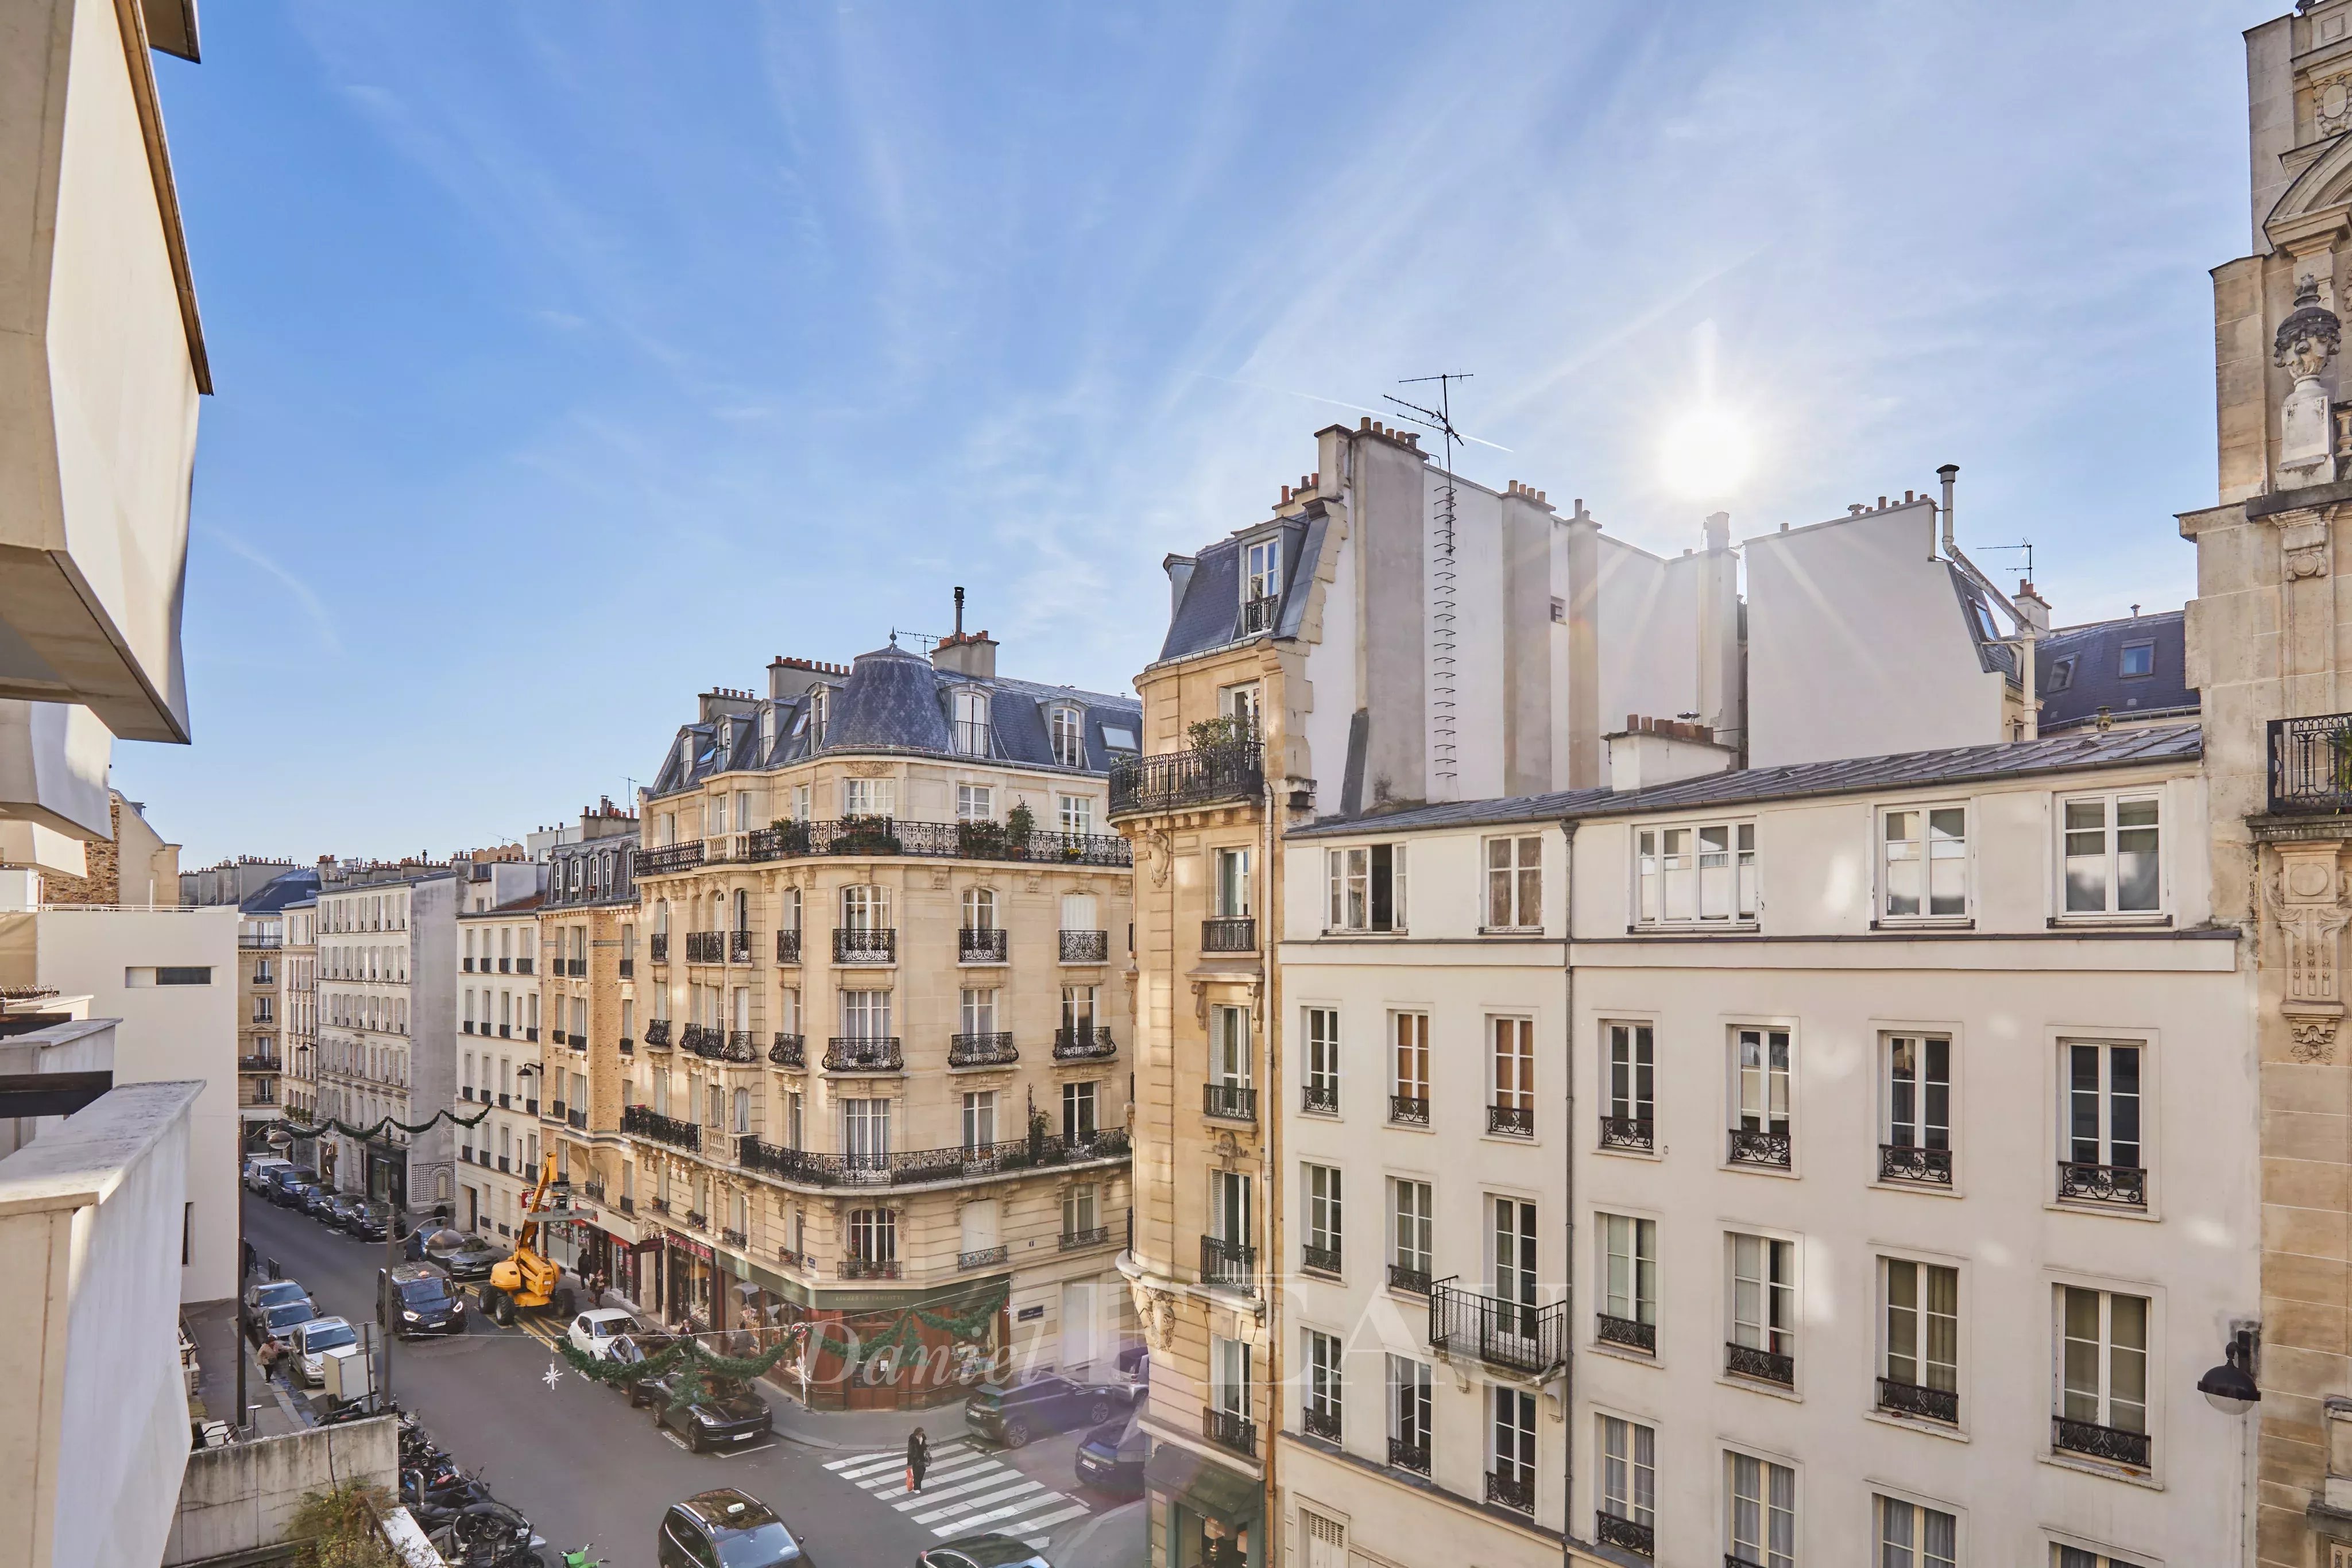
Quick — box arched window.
[732,890,749,933]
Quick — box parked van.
[244,1156,292,1192]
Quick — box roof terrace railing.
[1109,739,1263,818]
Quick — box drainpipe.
[1260,733,1283,1559]
[1560,821,1578,1567]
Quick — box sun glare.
[1661,404,1755,500]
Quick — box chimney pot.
[1878,495,1888,509]
[1905,490,1914,503]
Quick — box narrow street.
[245,1194,1144,1566]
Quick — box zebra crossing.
[821,1439,1094,1548]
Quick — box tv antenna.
[1386,373,1472,791]
[1976,540,2036,582]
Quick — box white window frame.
[1727,1230,1797,1365]
[1597,1211,1658,1338]
[1728,1024,1793,1158]
[1390,1178,1433,1283]
[1301,1328,1341,1431]
[1635,820,1758,926]
[1875,1492,1959,1568]
[1484,833,1544,931]
[1325,843,1407,934]
[844,778,896,820]
[1879,802,1970,923]
[1303,1006,1340,1112]
[1597,1412,1657,1533]
[1051,707,1086,769]
[1210,1006,1251,1087]
[1878,1253,1962,1420]
[1304,1164,1342,1269]
[2057,789,2165,921]
[1058,794,1094,836]
[2053,1281,2152,1461]
[1723,1447,1797,1568]
[957,784,993,822]
[2056,1036,2148,1207]
[1213,846,1252,919]
[1244,535,1282,604]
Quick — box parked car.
[634,1372,775,1452]
[345,1201,393,1241]
[409,1228,501,1280]
[240,1279,312,1344]
[601,1330,686,1402]
[326,1194,369,1229]
[964,1372,1132,1449]
[243,1156,292,1192]
[657,1490,810,1568]
[567,1308,645,1361]
[294,1317,359,1386]
[1074,1416,1146,1497]
[915,1535,1052,1568]
[378,1264,465,1338]
[253,1297,318,1350]
[303,1187,343,1221]
[265,1168,318,1207]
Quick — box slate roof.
[648,641,1142,800]
[1157,513,1326,664]
[2035,610,2195,732]
[1291,722,2202,838]
[238,868,320,915]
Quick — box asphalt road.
[244,1193,1146,1568]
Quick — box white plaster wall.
[34,906,238,1303]
[1743,502,2007,768]
[1595,538,1703,731]
[1300,518,1359,813]
[1425,473,1510,803]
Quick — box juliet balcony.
[734,817,1131,869]
[2269,711,2352,814]
[833,928,896,965]
[824,1036,904,1073]
[1053,1026,1117,1062]
[948,1031,1018,1068]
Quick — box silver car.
[294,1317,358,1387]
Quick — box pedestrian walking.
[906,1427,929,1495]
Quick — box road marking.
[893,1465,1020,1509]
[706,1441,777,1460]
[1000,1501,1090,1536]
[913,1478,1042,1527]
[939,1486,1065,1536]
[877,1458,1001,1501]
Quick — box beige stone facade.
[455,891,546,1238]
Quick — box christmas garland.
[554,1331,801,1415]
[269,1105,493,1144]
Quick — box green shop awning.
[1147,1439,1262,1526]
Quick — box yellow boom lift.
[480,1155,576,1325]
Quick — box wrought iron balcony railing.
[642,1019,672,1049]
[685,931,724,965]
[2268,713,2352,814]
[1053,1025,1116,1062]
[775,929,801,964]
[958,1245,1009,1271]
[840,1257,901,1280]
[548,1100,567,1122]
[733,1127,1129,1190]
[769,1033,804,1068]
[729,932,754,965]
[949,1031,1018,1068]
[1727,1126,1792,1169]
[1387,1437,1430,1476]
[958,927,1007,963]
[1200,1234,1256,1290]
[1235,595,1279,637]
[1596,1313,1655,1354]
[2058,1160,2146,1207]
[1203,1082,1257,1121]
[738,817,1132,868]
[1059,930,1108,963]
[1484,1470,1534,1515]
[1301,1243,1341,1276]
[567,1108,586,1130]
[1060,1225,1111,1252]
[724,1029,760,1063]
[622,1104,700,1152]
[1877,1376,1959,1424]
[1202,1406,1256,1457]
[2053,1414,2150,1469]
[1879,1143,1954,1186]
[616,958,630,978]
[1389,1094,1429,1126]
[1387,1263,1431,1296]
[1488,1105,1534,1137]
[1301,1404,1340,1442]
[721,1227,746,1249]
[517,957,535,974]
[1596,1512,1654,1558]
[1724,1341,1795,1386]
[825,1036,904,1073]
[1201,916,1256,953]
[1111,739,1262,818]
[649,935,669,965]
[1428,1279,1568,1377]
[834,927,896,963]
[637,842,705,876]
[1599,1114,1654,1152]
[680,1024,721,1057]
[1302,1082,1338,1115]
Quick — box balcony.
[517,958,535,975]
[1484,1470,1534,1515]
[776,1245,810,1272]
[1301,1243,1341,1276]
[685,932,724,965]
[834,928,896,964]
[498,958,512,974]
[769,1033,805,1068]
[617,1195,635,1214]
[958,927,1007,964]
[650,935,670,965]
[1599,1115,1653,1152]
[1386,1264,1430,1296]
[1487,1105,1534,1138]
[958,1245,1009,1271]
[548,1100,567,1122]
[1301,1082,1337,1115]
[2268,713,2352,814]
[1235,594,1279,638]
[720,1226,747,1249]
[622,1104,701,1153]
[649,1197,670,1216]
[1596,1314,1655,1354]
[551,1031,568,1048]
[1428,1280,1568,1377]
[620,1037,635,1056]
[744,817,1132,868]
[684,1210,708,1231]
[1727,1127,1792,1170]
[2057,1160,2146,1207]
[840,1257,902,1281]
[637,842,706,877]
[733,1127,1128,1190]
[680,1024,721,1058]
[1058,930,1108,963]
[775,930,802,965]
[724,1029,760,1063]
[567,1108,586,1130]
[949,1032,1018,1068]
[1877,1377,1959,1424]
[825,1036,904,1073]
[1301,1405,1340,1443]
[1595,1513,1654,1559]
[616,958,630,978]
[239,935,283,949]
[237,1055,281,1074]
[1201,917,1256,953]
[729,933,754,965]
[1389,1094,1429,1127]
[951,719,995,757]
[2053,1414,2149,1469]
[462,957,476,973]
[1724,1341,1794,1387]
[1879,1143,1953,1186]
[1387,1437,1429,1476]
[1201,1407,1256,1458]
[1110,739,1263,818]
[1202,1082,1256,1122]
[1060,1225,1110,1252]
[1053,1026,1116,1062]
[1199,1234,1256,1290]
[643,1020,673,1050]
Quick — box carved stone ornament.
[1127,1281,1178,1352]
[2278,276,2346,487]
[2291,545,2332,579]
[2277,277,2344,380]
[1137,827,1175,889]
[2319,72,2352,139]
[845,761,892,778]
[2266,847,2352,1055]
[2291,1019,2339,1063]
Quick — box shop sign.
[666,1230,714,1263]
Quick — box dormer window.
[1102,725,1139,756]
[810,687,830,744]
[1051,706,1086,768]
[1968,600,2000,643]
[2047,655,2077,693]
[759,705,775,749]
[1240,536,1282,636]
[953,689,991,756]
[2119,641,2154,679]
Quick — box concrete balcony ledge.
[0,1075,199,1213]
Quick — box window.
[1391,1012,1429,1117]
[1599,1416,1656,1537]
[1599,1214,1657,1339]
[1219,682,1262,732]
[784,1090,803,1150]
[1211,1335,1251,1419]
[1635,822,1757,924]
[2053,1547,2146,1568]
[2057,1286,2149,1454]
[953,689,990,755]
[732,1088,750,1135]
[1387,1354,1432,1469]
[2047,654,2078,692]
[1062,985,1099,1034]
[1213,847,1252,918]
[1302,1329,1341,1438]
[131,966,214,986]
[808,687,829,744]
[1055,1079,1097,1141]
[1101,725,1138,755]
[841,989,892,1040]
[2119,640,2154,678]
[1486,835,1543,930]
[1491,1387,1536,1510]
[1882,806,1967,919]
[1210,1006,1251,1087]
[791,784,811,822]
[1730,1233,1796,1362]
[1210,1169,1251,1249]
[843,1099,891,1160]
[1491,1198,1538,1333]
[1059,892,1098,935]
[1731,1027,1792,1164]
[2061,793,2161,915]
[1245,535,1282,603]
[1882,1259,1959,1418]
[1303,1008,1339,1112]
[957,784,993,822]
[841,884,890,930]
[960,986,998,1034]
[1058,795,1094,835]
[1875,1033,1954,1185]
[848,1208,896,1264]
[1726,1451,1795,1568]
[844,778,895,819]
[1326,844,1407,932]
[1062,1182,1097,1237]
[1604,1023,1654,1147]
[1051,707,1086,768]
[1304,1164,1341,1272]
[962,1091,996,1150]
[1391,1179,1433,1288]
[1491,1017,1533,1135]
[2061,1040,2144,1202]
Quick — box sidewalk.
[768,1392,942,1453]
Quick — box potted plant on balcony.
[957,816,1008,860]
[1004,801,1036,860]
[768,817,811,855]
[837,815,900,855]
[1188,715,1252,752]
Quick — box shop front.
[364,1141,407,1209]
[1148,1441,1261,1568]
[662,1229,719,1331]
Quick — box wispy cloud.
[203,529,342,655]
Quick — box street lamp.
[2199,1328,2262,1416]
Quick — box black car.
[303,1187,343,1221]
[916,1534,1051,1568]
[964,1372,1132,1449]
[265,1167,318,1206]
[378,1264,466,1338]
[343,1201,392,1241]
[658,1490,810,1567]
[409,1228,500,1280]
[1074,1416,1146,1497]
[326,1194,369,1229]
[635,1372,775,1453]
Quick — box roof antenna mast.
[1387,372,1472,791]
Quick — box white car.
[566,1308,644,1360]
[294,1317,358,1387]
[244,1157,291,1192]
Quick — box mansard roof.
[1156,511,1328,664]
[2033,610,2195,733]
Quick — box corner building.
[627,629,1140,1407]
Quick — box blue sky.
[129,2,2270,865]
